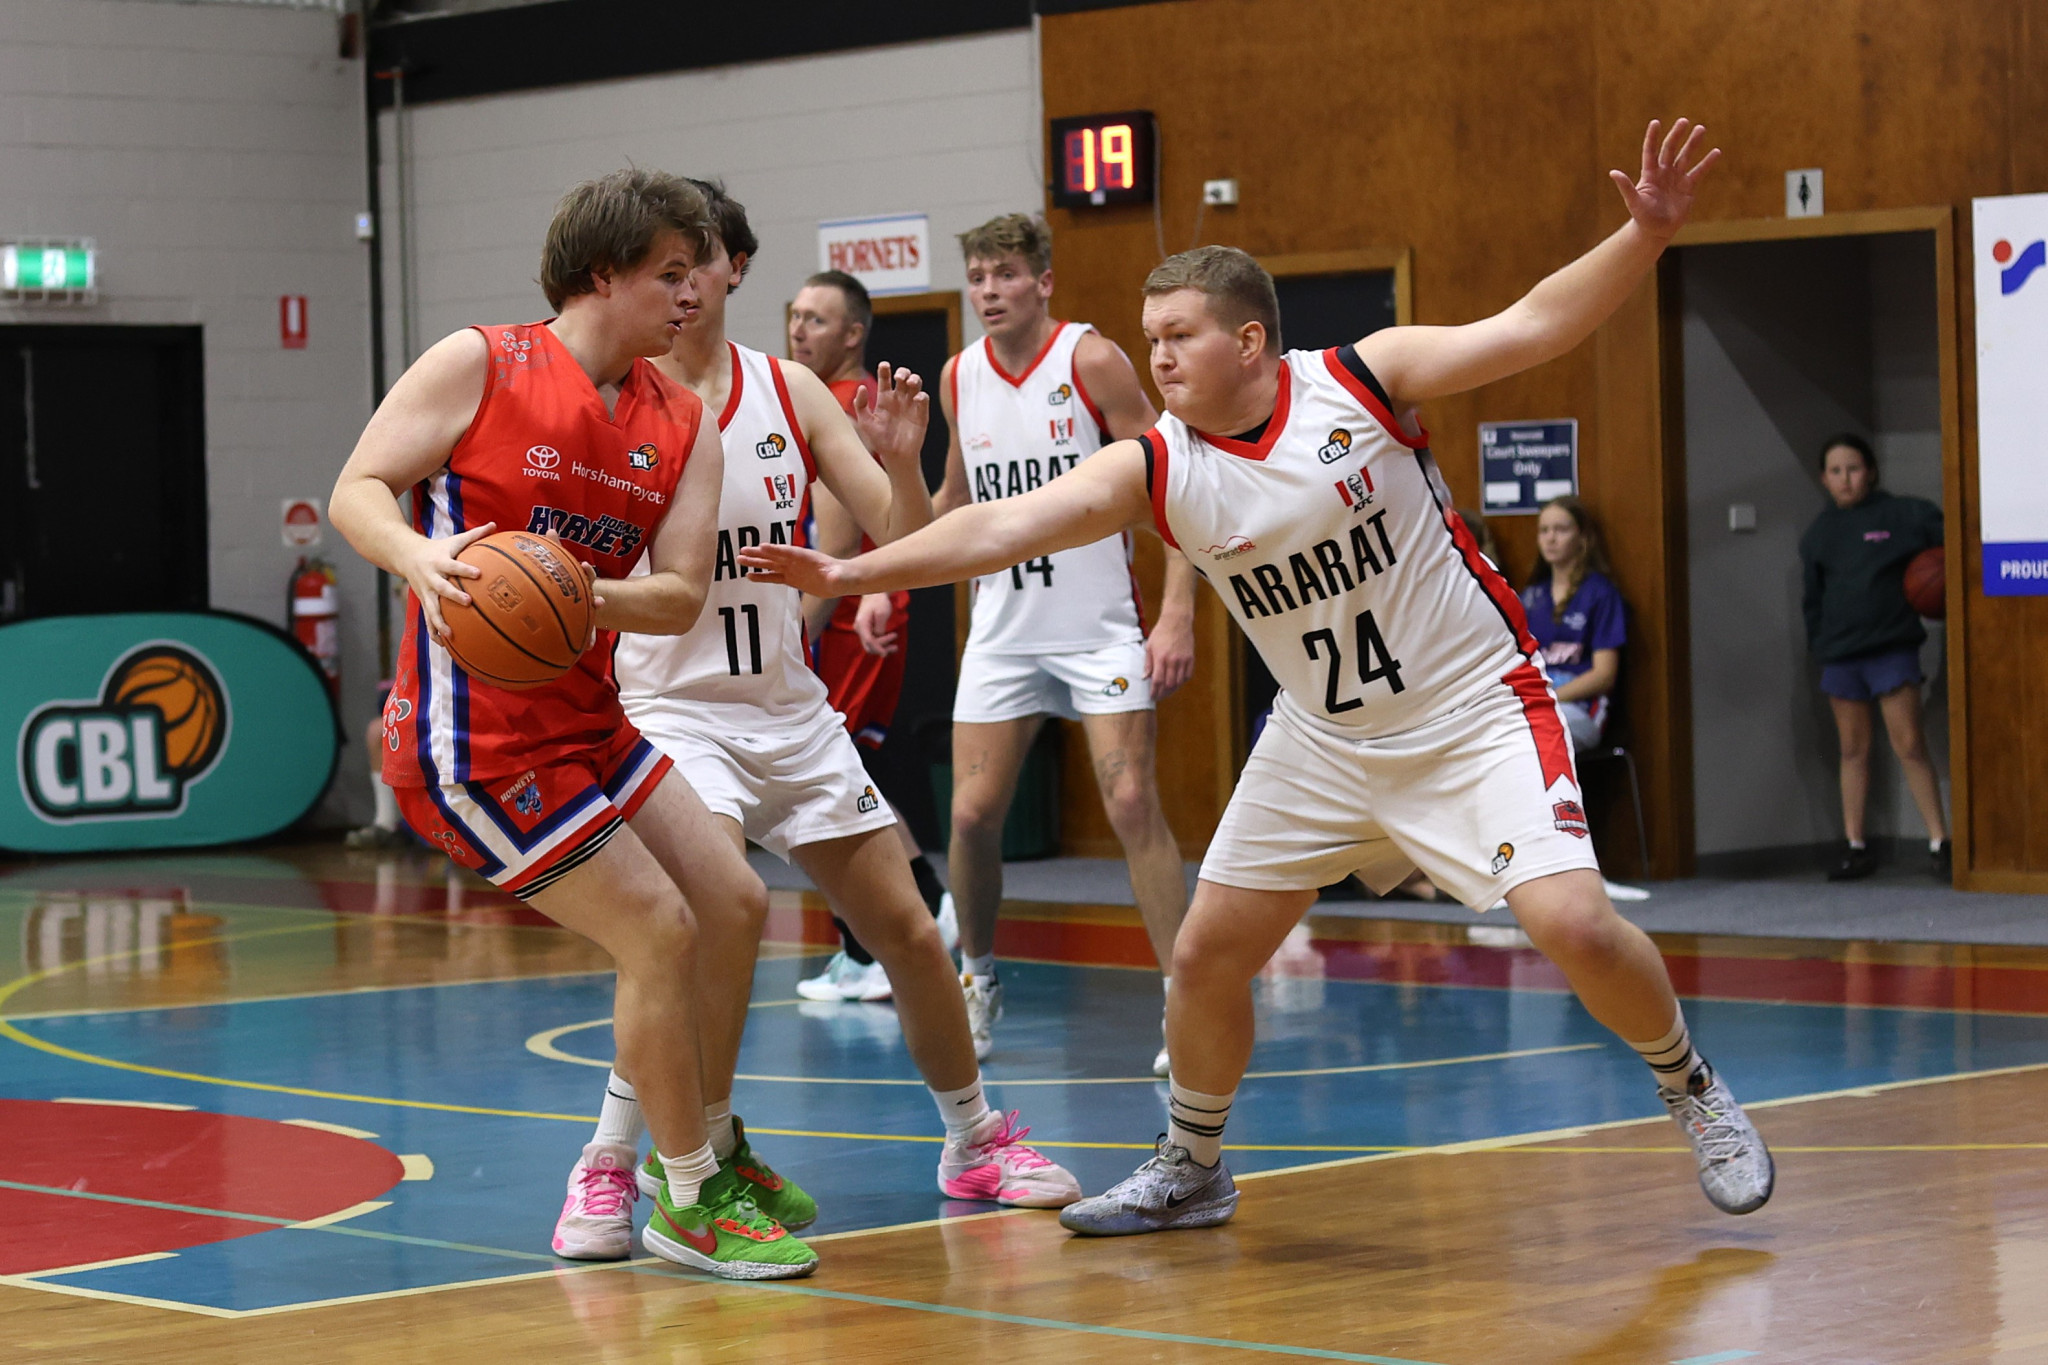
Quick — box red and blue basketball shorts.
[393,722,671,900]
[814,618,908,750]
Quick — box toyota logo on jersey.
[526,444,560,470]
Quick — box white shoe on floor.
[551,1141,639,1260]
[962,973,1002,1061]
[935,892,960,954]
[1153,1011,1170,1077]
[796,951,893,1002]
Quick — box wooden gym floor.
[4,843,2047,1363]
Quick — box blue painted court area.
[8,948,2048,1314]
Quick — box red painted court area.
[0,1101,404,1275]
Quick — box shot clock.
[1048,111,1156,209]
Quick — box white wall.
[376,29,1041,363]
[0,0,376,821]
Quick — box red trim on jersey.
[1321,347,1429,450]
[1444,505,1539,656]
[718,342,746,432]
[767,356,817,482]
[1143,427,1179,549]
[1504,660,1577,790]
[1195,361,1292,461]
[985,321,1068,387]
[1069,352,1109,431]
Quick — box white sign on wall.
[818,213,930,296]
[1973,192,2048,596]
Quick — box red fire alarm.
[280,295,308,349]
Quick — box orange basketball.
[440,531,595,690]
[1903,546,1945,620]
[109,649,225,773]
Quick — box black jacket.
[1799,489,1943,664]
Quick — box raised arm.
[786,360,932,544]
[1359,118,1720,406]
[328,328,494,644]
[591,413,723,635]
[932,355,970,516]
[742,440,1153,598]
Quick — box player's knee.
[854,898,941,965]
[950,794,1004,846]
[1892,732,1929,765]
[1521,900,1622,973]
[1100,776,1160,841]
[1169,926,1255,990]
[620,887,695,964]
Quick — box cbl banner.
[2,612,339,853]
[1973,193,2048,596]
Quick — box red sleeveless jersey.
[817,371,911,629]
[382,322,699,787]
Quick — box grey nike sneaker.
[1661,1064,1775,1215]
[1058,1137,1238,1236]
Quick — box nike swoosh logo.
[659,1208,719,1254]
[1163,1190,1194,1209]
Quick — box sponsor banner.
[2,612,339,854]
[1974,193,2048,596]
[1479,420,1578,515]
[817,213,929,296]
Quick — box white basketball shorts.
[1201,682,1601,909]
[952,639,1152,724]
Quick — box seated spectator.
[1799,433,1949,881]
[1521,496,1624,753]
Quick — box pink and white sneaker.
[938,1110,1082,1208]
[552,1141,639,1260]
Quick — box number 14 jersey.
[1148,346,1541,739]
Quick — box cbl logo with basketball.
[20,644,230,820]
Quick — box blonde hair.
[958,213,1052,275]
[1141,246,1280,354]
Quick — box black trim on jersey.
[1336,344,1398,414]
[1138,431,1158,500]
[1226,416,1272,446]
[1414,447,1532,657]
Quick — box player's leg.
[1827,694,1877,879]
[947,713,1042,1059]
[795,826,1080,1207]
[1876,680,1949,858]
[346,708,407,849]
[1060,878,1310,1236]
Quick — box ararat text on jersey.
[1227,509,1400,621]
[714,519,803,581]
[973,452,1082,503]
[526,506,647,558]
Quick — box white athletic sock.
[661,1143,720,1209]
[931,1077,992,1142]
[593,1070,643,1149]
[1930,838,1945,853]
[1847,838,1867,850]
[372,780,400,831]
[1166,1080,1234,1167]
[1630,1008,1707,1095]
[704,1099,738,1160]
[963,952,996,982]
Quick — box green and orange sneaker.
[640,1118,819,1230]
[641,1168,818,1280]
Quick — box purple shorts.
[1820,647,1923,702]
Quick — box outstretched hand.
[1610,118,1721,241]
[853,361,929,466]
[738,543,846,595]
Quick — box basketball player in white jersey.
[743,122,1775,1235]
[551,184,1078,1264]
[939,214,1196,1069]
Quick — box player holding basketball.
[554,183,1079,1260]
[745,121,1776,1231]
[788,268,958,1003]
[329,171,819,1279]
[938,214,1196,1070]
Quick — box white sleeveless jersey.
[953,321,1144,654]
[615,342,830,726]
[1151,347,1542,739]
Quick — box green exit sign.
[3,240,97,300]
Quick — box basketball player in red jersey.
[746,121,1776,1237]
[328,171,818,1280]
[789,268,958,1002]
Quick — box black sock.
[909,854,946,919]
[835,917,875,965]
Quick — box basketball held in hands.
[440,531,595,689]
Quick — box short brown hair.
[1142,246,1281,354]
[958,213,1052,275]
[540,170,714,310]
[688,177,758,284]
[804,269,873,332]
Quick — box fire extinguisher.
[290,556,340,698]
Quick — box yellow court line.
[3,967,619,1023]
[1493,1143,2048,1155]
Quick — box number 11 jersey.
[953,321,1144,655]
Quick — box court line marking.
[15,1251,178,1279]
[291,1199,391,1228]
[1,967,619,1023]
[1672,1353,1759,1364]
[283,1118,378,1139]
[53,1096,194,1111]
[399,1154,435,1180]
[1497,1143,2048,1154]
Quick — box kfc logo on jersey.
[1334,468,1376,512]
[1048,384,1072,406]
[1317,429,1354,464]
[1552,799,1590,839]
[525,444,561,477]
[764,473,798,510]
[1049,417,1075,445]
[1201,535,1257,562]
[756,432,789,460]
[626,443,660,471]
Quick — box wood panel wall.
[1041,0,2048,886]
